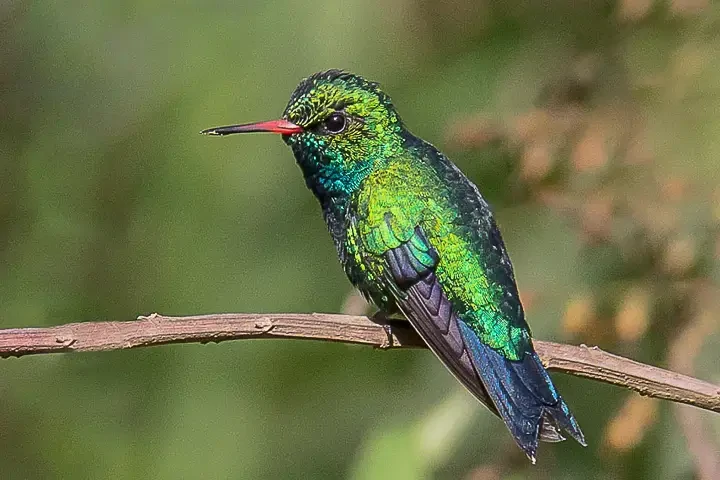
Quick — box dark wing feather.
[382,227,498,412]
[382,226,585,461]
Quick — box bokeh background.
[1,0,719,478]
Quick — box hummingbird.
[201,69,585,462]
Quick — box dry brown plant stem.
[0,312,718,414]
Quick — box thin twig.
[0,312,718,413]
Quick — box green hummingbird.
[201,70,585,462]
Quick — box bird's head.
[202,70,407,202]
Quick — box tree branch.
[1,312,718,413]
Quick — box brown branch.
[1,312,718,413]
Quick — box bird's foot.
[370,311,395,349]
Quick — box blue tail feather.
[459,322,585,462]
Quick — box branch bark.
[1,312,718,413]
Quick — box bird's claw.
[371,311,394,349]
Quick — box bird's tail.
[459,323,586,463]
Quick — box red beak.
[200,119,303,136]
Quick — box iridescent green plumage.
[348,155,529,359]
[203,69,585,462]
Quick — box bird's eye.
[324,112,346,134]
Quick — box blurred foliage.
[1,0,719,478]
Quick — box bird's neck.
[289,133,417,241]
[287,150,356,244]
[290,143,384,204]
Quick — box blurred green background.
[1,0,719,478]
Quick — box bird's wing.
[380,225,493,406]
[357,209,584,459]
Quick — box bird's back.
[349,143,530,358]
